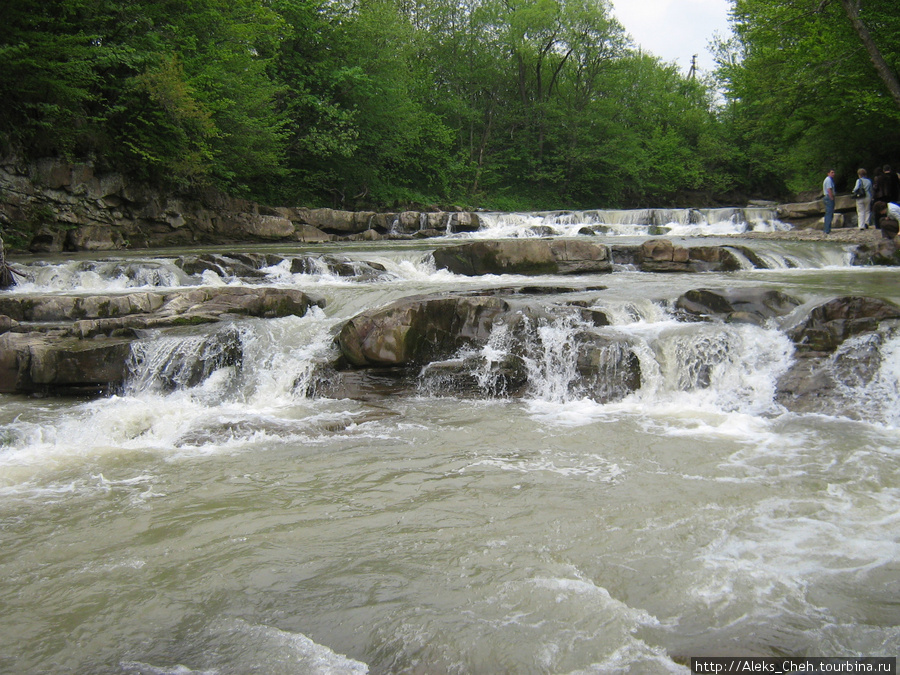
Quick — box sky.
[611,0,733,75]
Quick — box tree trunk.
[838,0,900,111]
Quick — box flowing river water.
[1,210,899,674]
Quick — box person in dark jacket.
[873,164,900,203]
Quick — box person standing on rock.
[853,168,874,229]
[823,169,836,234]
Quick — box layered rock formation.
[433,238,760,274]
[324,285,900,417]
[0,286,323,395]
[0,156,483,252]
[2,157,888,255]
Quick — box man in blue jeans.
[823,169,836,234]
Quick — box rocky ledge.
[0,286,323,395]
[432,238,772,274]
[315,287,900,420]
[0,156,483,252]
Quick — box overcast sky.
[611,0,733,75]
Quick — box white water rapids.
[1,213,898,674]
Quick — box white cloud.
[612,0,732,74]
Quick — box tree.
[834,0,900,111]
[716,0,900,194]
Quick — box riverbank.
[2,156,887,253]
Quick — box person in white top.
[873,200,900,238]
[852,168,873,229]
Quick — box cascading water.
[126,325,247,394]
[474,206,790,239]
[426,302,796,417]
[1,225,899,674]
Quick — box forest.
[1,0,899,211]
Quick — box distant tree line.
[1,0,898,210]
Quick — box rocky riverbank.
[3,156,898,254]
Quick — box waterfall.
[641,323,794,414]
[126,308,339,402]
[475,207,790,238]
[10,258,191,293]
[418,302,797,415]
[125,325,246,394]
[520,315,585,402]
[830,329,900,427]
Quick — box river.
[0,209,898,674]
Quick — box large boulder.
[675,288,802,326]
[333,290,642,403]
[0,332,132,395]
[786,296,900,353]
[574,333,642,401]
[775,331,891,418]
[853,237,900,266]
[338,294,512,367]
[432,239,612,276]
[775,296,900,418]
[299,208,362,234]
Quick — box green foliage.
[113,54,217,184]
[715,0,900,196]
[12,0,881,210]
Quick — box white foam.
[212,619,368,674]
[462,447,624,483]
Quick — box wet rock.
[419,353,529,398]
[786,296,900,353]
[450,212,481,233]
[775,332,889,418]
[306,366,421,401]
[775,297,900,416]
[0,315,17,334]
[0,332,132,395]
[609,245,642,266]
[289,254,388,280]
[346,229,384,241]
[338,294,514,367]
[675,288,802,326]
[298,208,360,234]
[0,287,324,395]
[293,223,334,242]
[853,237,900,266]
[176,253,269,278]
[574,334,642,402]
[638,239,742,272]
[333,291,640,402]
[0,287,322,330]
[412,228,445,239]
[432,239,612,276]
